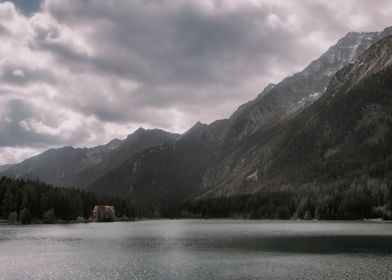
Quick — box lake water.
[0,220,391,280]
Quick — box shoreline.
[1,217,391,226]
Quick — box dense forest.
[1,175,392,224]
[0,177,141,224]
[178,178,392,220]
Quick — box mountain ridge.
[1,128,180,188]
[223,26,392,141]
[201,35,392,198]
[2,26,392,205]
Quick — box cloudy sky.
[0,0,391,164]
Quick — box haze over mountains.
[2,26,392,205]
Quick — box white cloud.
[0,146,45,165]
[12,69,25,77]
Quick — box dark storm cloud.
[45,1,303,85]
[1,0,392,163]
[38,0,309,124]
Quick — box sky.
[0,0,392,165]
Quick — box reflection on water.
[0,220,391,279]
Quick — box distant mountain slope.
[266,36,392,183]
[87,122,221,201]
[223,27,392,140]
[201,35,392,197]
[1,128,179,188]
[0,164,13,173]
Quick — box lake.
[0,220,391,279]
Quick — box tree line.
[0,177,140,224]
[175,178,392,220]
[1,175,392,224]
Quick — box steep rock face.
[201,35,392,197]
[1,128,179,188]
[327,36,392,96]
[224,27,392,140]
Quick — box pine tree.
[1,189,15,218]
[8,211,17,224]
[42,208,56,224]
[19,208,32,224]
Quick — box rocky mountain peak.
[180,121,209,141]
[328,35,392,95]
[131,127,146,136]
[105,138,122,150]
[380,26,392,36]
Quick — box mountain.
[223,27,392,140]
[86,27,392,201]
[2,27,392,209]
[87,122,221,201]
[268,35,392,181]
[201,35,392,198]
[1,128,179,188]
